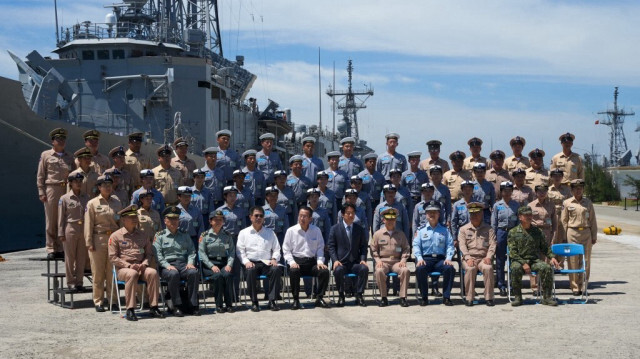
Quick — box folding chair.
[506,247,540,303]
[551,243,589,304]
[110,265,146,316]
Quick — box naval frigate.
[3,0,374,253]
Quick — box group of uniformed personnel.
[39,126,596,318]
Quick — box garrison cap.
[570,179,586,188]
[512,168,526,177]
[467,202,484,213]
[344,188,359,196]
[382,183,397,192]
[326,151,341,158]
[216,129,232,138]
[139,189,154,198]
[489,150,506,160]
[471,160,488,173]
[68,172,85,182]
[421,182,435,191]
[118,204,139,217]
[528,148,545,158]
[559,132,575,142]
[467,137,483,146]
[424,200,441,211]
[242,149,257,158]
[173,137,188,147]
[429,165,443,174]
[128,132,144,142]
[289,155,304,164]
[49,128,67,139]
[518,206,533,215]
[510,136,526,146]
[203,146,219,155]
[302,136,316,144]
[162,206,181,218]
[74,147,92,158]
[316,170,329,179]
[340,137,356,145]
[500,181,514,190]
[426,140,442,148]
[232,169,245,178]
[381,207,398,219]
[192,168,206,176]
[96,174,113,186]
[265,186,279,195]
[460,180,475,189]
[385,132,400,140]
[140,169,154,178]
[209,209,226,219]
[157,144,172,157]
[83,130,100,140]
[223,185,238,194]
[363,153,378,161]
[389,168,402,176]
[273,170,288,178]
[177,186,192,195]
[306,187,321,195]
[259,133,275,141]
[407,151,422,158]
[349,175,363,182]
[108,146,126,157]
[550,168,564,176]
[535,184,549,192]
[449,151,466,161]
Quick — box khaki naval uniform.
[458,222,496,302]
[561,196,596,292]
[550,152,584,184]
[58,191,89,287]
[171,156,197,187]
[525,167,550,189]
[504,156,530,172]
[124,149,152,189]
[85,195,122,305]
[487,167,511,198]
[68,167,99,197]
[76,152,111,175]
[548,184,572,245]
[152,165,183,206]
[463,156,489,171]
[108,227,159,309]
[443,169,473,201]
[37,149,75,253]
[530,198,556,246]
[512,185,534,207]
[370,228,411,298]
[419,157,450,174]
[137,207,161,268]
[109,166,134,196]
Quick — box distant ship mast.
[326,60,373,142]
[597,87,635,166]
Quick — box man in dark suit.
[328,203,369,307]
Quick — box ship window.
[97,50,109,60]
[82,50,95,60]
[112,49,125,59]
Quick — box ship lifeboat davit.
[603,225,622,235]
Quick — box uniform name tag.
[395,246,402,253]
[224,244,230,250]
[140,248,145,254]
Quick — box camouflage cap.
[518,206,533,215]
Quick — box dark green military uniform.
[508,207,557,306]
[198,226,235,310]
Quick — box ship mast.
[597,87,635,166]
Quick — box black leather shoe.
[379,297,388,307]
[268,300,280,311]
[226,306,235,313]
[431,287,443,297]
[499,288,508,297]
[315,297,329,308]
[419,298,429,306]
[443,298,453,306]
[251,302,260,312]
[55,251,65,259]
[217,306,226,313]
[486,300,495,307]
[47,253,56,260]
[126,309,138,321]
[192,308,201,316]
[573,291,582,296]
[464,299,473,307]
[95,305,106,313]
[392,289,398,296]
[399,298,409,307]
[291,299,301,310]
[76,286,85,292]
[337,295,345,307]
[149,307,165,318]
[356,295,367,307]
[276,294,283,300]
[67,286,77,293]
[173,307,184,317]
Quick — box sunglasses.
[253,214,264,218]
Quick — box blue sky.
[1,0,640,165]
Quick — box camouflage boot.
[542,290,558,306]
[511,288,523,307]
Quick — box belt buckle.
[78,221,83,225]
[61,182,67,187]
[578,227,583,231]
[106,231,112,235]
[431,254,437,258]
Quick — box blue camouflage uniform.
[338,155,363,178]
[201,165,225,205]
[190,186,215,229]
[216,149,241,182]
[217,203,247,239]
[358,169,385,205]
[491,199,520,290]
[412,199,447,234]
[373,201,410,239]
[402,169,429,201]
[472,179,496,224]
[242,167,266,204]
[327,168,350,200]
[177,203,203,243]
[318,188,338,225]
[276,185,298,226]
[286,173,312,208]
[451,198,471,240]
[235,185,254,220]
[257,150,282,184]
[377,151,408,180]
[131,187,165,213]
[433,183,452,225]
[263,203,289,244]
[302,155,324,182]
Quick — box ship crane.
[597,87,635,166]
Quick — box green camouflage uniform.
[508,224,555,297]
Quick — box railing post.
[624,197,627,210]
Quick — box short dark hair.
[249,206,264,216]
[342,203,356,214]
[298,206,314,217]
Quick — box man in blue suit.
[328,203,369,307]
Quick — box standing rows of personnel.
[39,126,595,317]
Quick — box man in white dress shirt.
[282,206,330,310]
[236,206,282,312]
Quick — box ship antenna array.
[326,59,374,141]
[597,87,635,166]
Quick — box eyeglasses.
[253,214,264,218]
